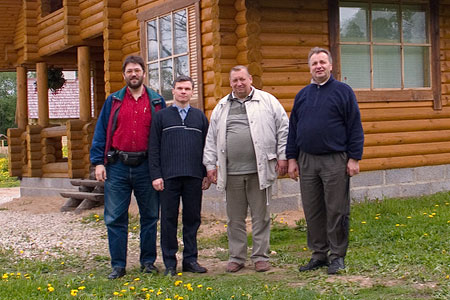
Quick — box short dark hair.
[122,55,146,73]
[173,75,195,89]
[308,47,332,65]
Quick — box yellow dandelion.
[350,229,354,232]
[179,297,184,300]
[134,277,140,281]
[157,289,163,296]
[96,219,100,222]
[149,289,154,293]
[119,293,123,297]
[129,286,135,291]
[70,289,78,296]
[423,212,428,215]
[174,280,183,286]
[61,262,65,265]
[447,220,450,223]
[445,202,449,205]
[442,250,446,254]
[446,275,449,279]
[48,287,55,292]
[123,282,129,286]
[207,287,212,291]
[432,213,437,216]
[361,221,366,224]
[197,284,203,288]
[424,233,428,236]
[94,214,99,218]
[78,286,86,290]
[20,250,24,254]
[224,224,228,228]
[407,216,412,219]
[2,274,8,279]
[177,272,183,276]
[429,215,434,218]
[141,288,148,292]
[133,226,137,230]
[120,289,127,293]
[89,273,94,277]
[165,298,171,300]
[375,217,379,220]
[376,213,381,216]
[146,294,150,300]
[395,224,400,227]
[37,287,41,291]
[303,247,307,251]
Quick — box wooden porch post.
[16,66,28,130]
[78,46,92,122]
[36,62,49,127]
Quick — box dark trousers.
[104,159,159,268]
[298,151,350,261]
[160,176,203,268]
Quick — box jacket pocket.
[266,152,278,182]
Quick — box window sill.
[355,89,433,102]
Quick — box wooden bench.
[60,179,104,214]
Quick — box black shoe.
[164,267,177,276]
[141,262,159,274]
[327,257,345,275]
[299,258,329,272]
[108,267,126,279]
[182,261,207,273]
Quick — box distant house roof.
[27,78,94,119]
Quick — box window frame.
[138,0,203,110]
[329,0,441,109]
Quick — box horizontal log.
[122,20,139,34]
[363,141,450,159]
[39,18,65,37]
[27,125,43,134]
[261,46,311,59]
[260,7,327,23]
[68,160,86,169]
[79,0,102,11]
[27,159,43,168]
[41,126,67,138]
[364,129,450,147]
[361,107,450,122]
[360,152,450,172]
[10,161,24,170]
[68,139,85,150]
[7,128,25,138]
[42,162,68,173]
[259,0,327,9]
[80,22,103,39]
[259,33,328,47]
[221,31,238,45]
[236,49,262,65]
[262,72,311,86]
[359,101,432,110]
[80,11,103,30]
[69,169,87,179]
[263,85,301,99]
[355,90,434,102]
[38,28,65,48]
[67,120,87,131]
[79,1,103,19]
[37,10,64,28]
[67,131,84,140]
[363,118,450,134]
[219,4,236,19]
[38,39,67,57]
[42,172,69,178]
[69,149,87,160]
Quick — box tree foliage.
[0,72,17,135]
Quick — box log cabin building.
[1,0,450,213]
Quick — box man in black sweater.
[149,75,210,276]
[286,47,364,275]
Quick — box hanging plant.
[34,67,67,94]
[47,68,66,94]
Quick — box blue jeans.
[104,159,159,268]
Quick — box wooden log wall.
[79,0,103,40]
[14,0,39,64]
[26,125,43,177]
[67,120,87,178]
[7,128,26,177]
[121,0,140,56]
[82,121,97,178]
[103,0,124,94]
[41,126,65,169]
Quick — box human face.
[230,69,253,99]
[123,62,146,89]
[172,81,193,107]
[309,52,332,84]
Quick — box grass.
[1,192,450,299]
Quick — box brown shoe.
[254,261,271,272]
[226,262,244,273]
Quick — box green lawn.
[1,192,449,299]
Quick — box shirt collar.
[311,75,332,86]
[173,103,191,113]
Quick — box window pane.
[340,3,369,42]
[160,59,173,100]
[174,10,188,55]
[373,46,401,88]
[148,63,160,93]
[402,5,427,44]
[159,15,172,58]
[372,4,400,43]
[147,20,158,61]
[174,55,189,78]
[404,46,430,88]
[340,45,370,89]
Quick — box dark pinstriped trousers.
[298,151,350,261]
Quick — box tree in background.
[0,72,17,135]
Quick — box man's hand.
[202,177,211,190]
[276,159,288,176]
[152,178,164,191]
[288,159,299,181]
[347,158,360,177]
[95,165,107,182]
[207,169,217,184]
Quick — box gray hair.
[230,65,251,77]
[308,47,332,65]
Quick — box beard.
[126,76,144,89]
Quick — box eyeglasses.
[125,68,143,75]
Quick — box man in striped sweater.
[149,75,210,276]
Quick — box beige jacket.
[203,88,289,191]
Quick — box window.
[339,1,430,90]
[147,9,189,101]
[138,0,202,107]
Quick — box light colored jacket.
[203,88,289,191]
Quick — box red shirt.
[112,88,151,152]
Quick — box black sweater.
[286,75,364,160]
[149,106,209,180]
